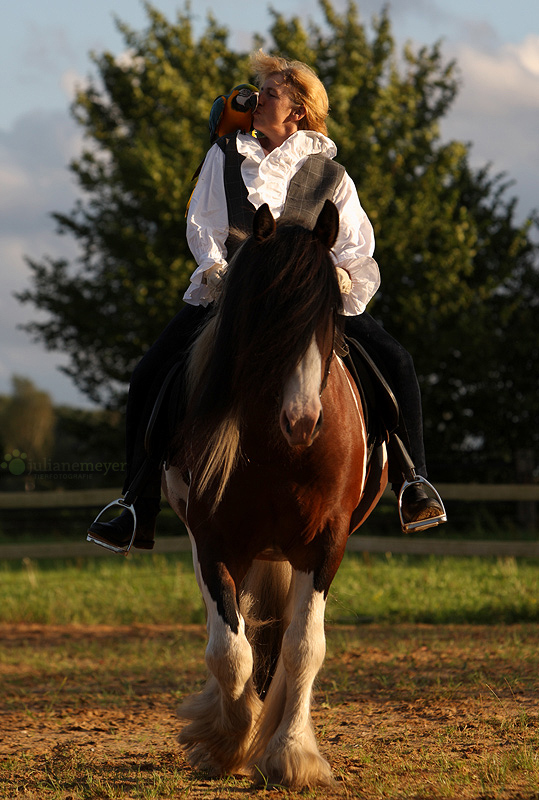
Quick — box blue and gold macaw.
[208,83,259,143]
[189,84,259,188]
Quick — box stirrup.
[86,497,137,556]
[398,476,447,534]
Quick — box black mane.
[193,219,343,420]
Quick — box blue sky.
[1,0,538,407]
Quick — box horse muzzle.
[280,407,323,447]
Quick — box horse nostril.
[286,419,292,436]
[314,410,323,432]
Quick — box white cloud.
[442,34,539,217]
[0,107,81,230]
[506,34,539,78]
[455,35,539,113]
[0,163,27,195]
[115,48,145,73]
[60,68,89,103]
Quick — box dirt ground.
[1,623,538,799]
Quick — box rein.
[319,347,334,396]
[319,313,345,395]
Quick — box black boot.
[87,498,160,551]
[399,482,446,532]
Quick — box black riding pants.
[123,303,210,497]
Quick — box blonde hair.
[249,49,329,136]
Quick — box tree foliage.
[17,1,539,480]
[0,376,55,461]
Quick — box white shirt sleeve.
[331,172,380,316]
[184,145,229,306]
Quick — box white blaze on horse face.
[280,334,323,447]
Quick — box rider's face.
[253,75,304,141]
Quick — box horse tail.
[240,560,292,698]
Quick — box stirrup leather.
[86,497,137,556]
[398,476,447,534]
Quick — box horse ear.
[312,199,339,250]
[253,203,276,241]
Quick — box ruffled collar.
[237,130,337,164]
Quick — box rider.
[88,50,445,553]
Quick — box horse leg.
[240,559,293,698]
[249,568,334,788]
[178,537,262,776]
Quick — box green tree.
[0,376,55,464]
[17,1,538,480]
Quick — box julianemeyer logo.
[1,449,27,476]
[1,450,126,480]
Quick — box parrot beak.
[245,92,259,112]
[236,89,259,112]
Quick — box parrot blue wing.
[209,95,226,144]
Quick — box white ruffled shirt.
[185,130,380,315]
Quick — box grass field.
[1,552,538,798]
[0,551,538,626]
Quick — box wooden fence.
[1,484,539,508]
[0,484,538,560]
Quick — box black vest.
[216,133,345,240]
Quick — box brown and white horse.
[164,200,387,788]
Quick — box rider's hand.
[335,267,352,295]
[204,264,227,301]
